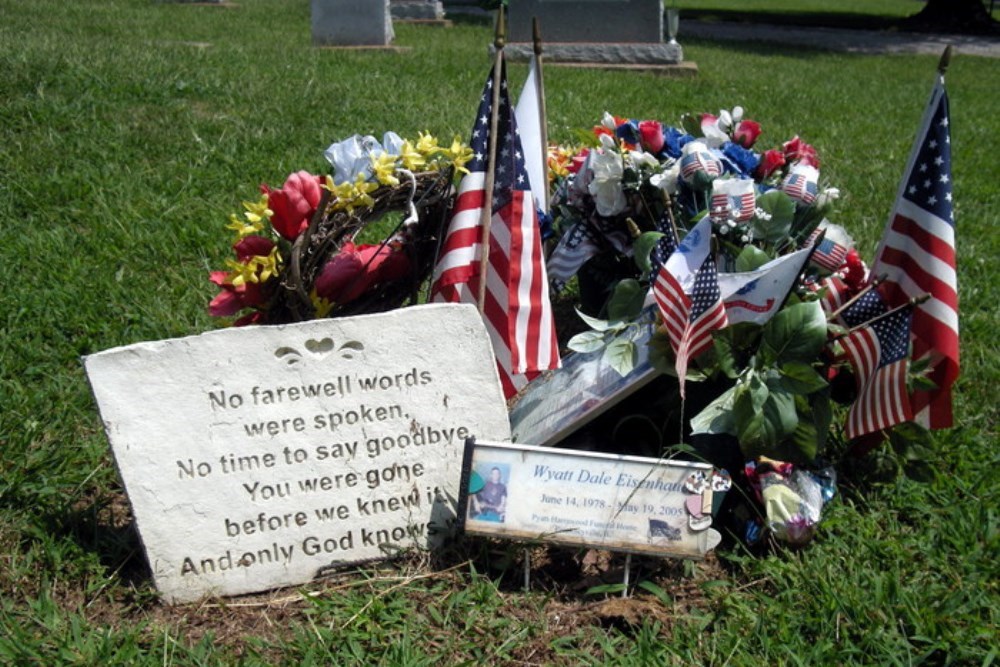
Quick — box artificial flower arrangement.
[544,109,934,543]
[209,131,472,325]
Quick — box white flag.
[717,247,812,325]
[514,54,548,215]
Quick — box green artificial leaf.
[680,113,703,138]
[761,301,827,365]
[761,379,799,444]
[910,375,939,392]
[575,308,624,333]
[605,337,638,376]
[779,361,829,394]
[571,127,601,148]
[607,279,646,321]
[634,232,665,275]
[689,385,738,436]
[808,390,833,452]
[735,245,772,272]
[648,329,677,376]
[712,322,764,379]
[751,190,795,243]
[567,330,608,354]
[788,417,820,463]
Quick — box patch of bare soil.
[48,490,745,660]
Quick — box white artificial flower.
[601,112,617,131]
[598,133,617,150]
[732,106,744,123]
[718,109,733,132]
[381,131,404,156]
[816,187,841,209]
[588,148,627,216]
[628,150,659,170]
[649,161,681,195]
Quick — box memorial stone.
[85,304,511,603]
[390,0,445,20]
[312,0,394,47]
[505,0,683,66]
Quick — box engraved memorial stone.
[312,0,394,47]
[505,0,683,66]
[85,304,510,603]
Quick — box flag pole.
[477,7,506,313]
[532,17,550,201]
[827,273,887,322]
[938,45,952,78]
[829,293,930,343]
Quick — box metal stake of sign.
[622,553,632,598]
[523,548,531,591]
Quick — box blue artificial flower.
[663,126,693,159]
[537,208,555,240]
[615,119,641,146]
[721,141,761,177]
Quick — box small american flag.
[841,306,914,440]
[805,228,848,272]
[806,275,849,317]
[430,59,560,398]
[547,220,600,292]
[871,77,958,429]
[680,146,722,182]
[653,219,727,398]
[782,173,818,205]
[649,208,678,276]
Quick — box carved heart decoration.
[305,338,334,356]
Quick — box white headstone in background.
[312,0,394,46]
[85,304,510,604]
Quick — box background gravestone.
[312,0,394,47]
[505,0,683,65]
[390,0,445,20]
[85,304,510,603]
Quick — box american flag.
[871,78,958,429]
[806,274,850,317]
[652,217,727,398]
[649,208,678,277]
[547,220,599,292]
[805,228,848,272]
[429,59,560,398]
[839,287,888,329]
[841,306,914,440]
[781,166,818,205]
[680,146,722,181]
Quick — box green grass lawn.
[1,0,998,663]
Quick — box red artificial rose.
[264,171,323,241]
[755,149,786,179]
[782,136,820,168]
[638,120,665,154]
[842,248,867,291]
[233,235,275,262]
[732,120,762,148]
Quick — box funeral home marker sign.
[84,304,510,604]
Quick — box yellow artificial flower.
[415,131,439,157]
[370,152,400,186]
[446,136,474,175]
[310,291,333,318]
[243,194,273,224]
[225,213,263,238]
[224,246,281,287]
[398,139,426,172]
[329,175,378,214]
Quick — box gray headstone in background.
[505,0,683,65]
[390,0,444,20]
[85,304,511,603]
[312,0,394,46]
[508,0,662,43]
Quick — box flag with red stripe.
[871,77,958,429]
[429,59,560,399]
[841,306,914,440]
[651,216,727,397]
